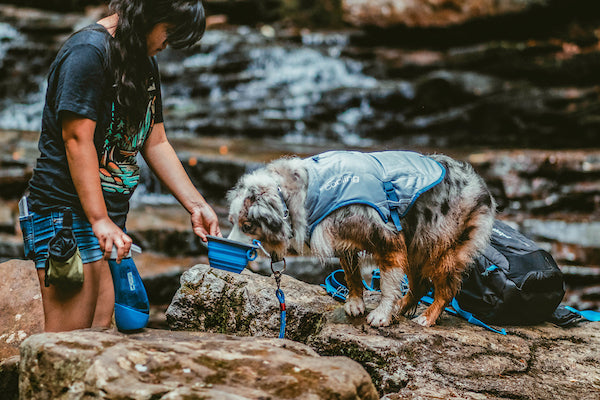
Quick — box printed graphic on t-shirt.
[99,79,157,195]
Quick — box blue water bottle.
[108,244,149,331]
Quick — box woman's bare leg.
[36,259,114,332]
[90,259,115,328]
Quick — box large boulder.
[166,263,337,342]
[167,264,600,398]
[0,260,43,360]
[342,0,548,28]
[0,356,18,400]
[19,329,378,400]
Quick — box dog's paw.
[413,314,435,327]
[366,308,392,327]
[344,297,365,317]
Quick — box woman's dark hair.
[108,0,206,129]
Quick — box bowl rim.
[206,235,259,251]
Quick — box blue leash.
[275,288,286,338]
[271,258,287,339]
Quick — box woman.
[20,0,220,332]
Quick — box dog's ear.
[267,157,304,183]
[246,191,287,239]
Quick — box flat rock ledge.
[167,264,600,399]
[19,329,378,400]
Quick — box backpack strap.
[62,209,73,230]
[564,306,600,322]
[418,294,507,335]
[383,181,403,231]
[450,298,507,335]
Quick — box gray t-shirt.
[28,24,163,228]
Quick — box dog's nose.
[227,227,253,244]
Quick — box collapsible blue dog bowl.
[109,257,150,332]
[114,303,150,331]
[206,235,259,273]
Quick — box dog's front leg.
[367,243,409,327]
[366,265,405,327]
[339,251,365,317]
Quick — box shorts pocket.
[19,214,34,259]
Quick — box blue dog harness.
[303,151,446,239]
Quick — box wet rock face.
[167,264,600,398]
[166,264,336,342]
[342,0,549,28]
[2,2,600,147]
[18,329,378,400]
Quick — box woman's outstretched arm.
[141,122,221,240]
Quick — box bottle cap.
[110,244,142,259]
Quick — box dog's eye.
[241,221,253,233]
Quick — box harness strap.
[277,186,289,220]
[62,209,73,229]
[383,181,403,231]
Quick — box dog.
[226,150,496,327]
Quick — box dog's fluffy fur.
[227,152,496,327]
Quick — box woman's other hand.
[191,204,221,241]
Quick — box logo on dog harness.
[492,227,512,239]
[324,175,360,190]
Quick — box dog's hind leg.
[367,249,408,327]
[415,210,494,327]
[339,251,366,317]
[413,259,463,327]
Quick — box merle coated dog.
[227,151,496,327]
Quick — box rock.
[166,264,337,342]
[167,265,600,398]
[0,199,17,234]
[0,260,43,360]
[0,2,103,13]
[19,329,378,400]
[342,0,548,28]
[0,355,18,400]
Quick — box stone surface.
[0,355,19,400]
[166,264,338,342]
[168,264,600,398]
[19,329,378,400]
[0,260,43,360]
[342,0,548,28]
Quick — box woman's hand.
[91,217,132,262]
[191,204,221,241]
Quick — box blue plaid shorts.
[20,209,104,269]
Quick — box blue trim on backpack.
[564,306,600,322]
[416,293,506,334]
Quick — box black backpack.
[456,220,566,325]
